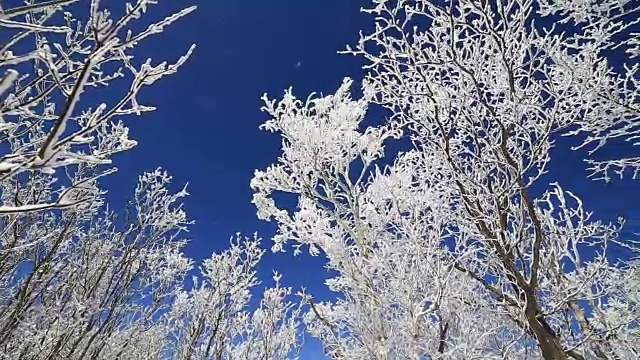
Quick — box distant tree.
[0,1,302,359]
[252,0,639,359]
[0,169,302,359]
[166,236,302,360]
[0,168,193,359]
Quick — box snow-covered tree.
[1,2,302,359]
[252,0,639,359]
[0,1,195,356]
[0,169,302,359]
[166,235,302,360]
[0,169,193,359]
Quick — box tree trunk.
[525,302,568,360]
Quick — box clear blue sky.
[100,0,638,357]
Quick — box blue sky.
[98,0,639,358]
[105,0,371,289]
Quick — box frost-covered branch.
[0,0,196,215]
